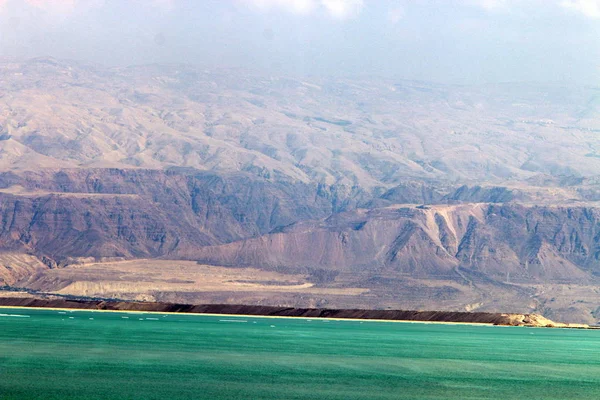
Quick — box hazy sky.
[0,0,599,84]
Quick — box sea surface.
[1,307,600,399]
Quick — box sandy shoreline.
[0,305,503,326]
[0,296,570,327]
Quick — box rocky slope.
[0,169,371,262]
[191,203,600,284]
[0,168,598,285]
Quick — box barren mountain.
[2,57,600,323]
[2,57,600,187]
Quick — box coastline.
[0,305,499,326]
[0,297,582,328]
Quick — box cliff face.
[192,203,600,284]
[1,169,599,287]
[0,169,372,262]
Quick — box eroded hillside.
[2,57,600,187]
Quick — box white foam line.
[219,319,247,323]
[0,313,30,318]
[145,318,159,320]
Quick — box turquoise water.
[1,308,600,399]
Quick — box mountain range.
[2,57,600,323]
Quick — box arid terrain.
[2,57,600,323]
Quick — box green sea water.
[1,308,600,399]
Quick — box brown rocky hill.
[0,168,593,278]
[190,203,599,284]
[0,169,372,261]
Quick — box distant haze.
[0,0,599,84]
